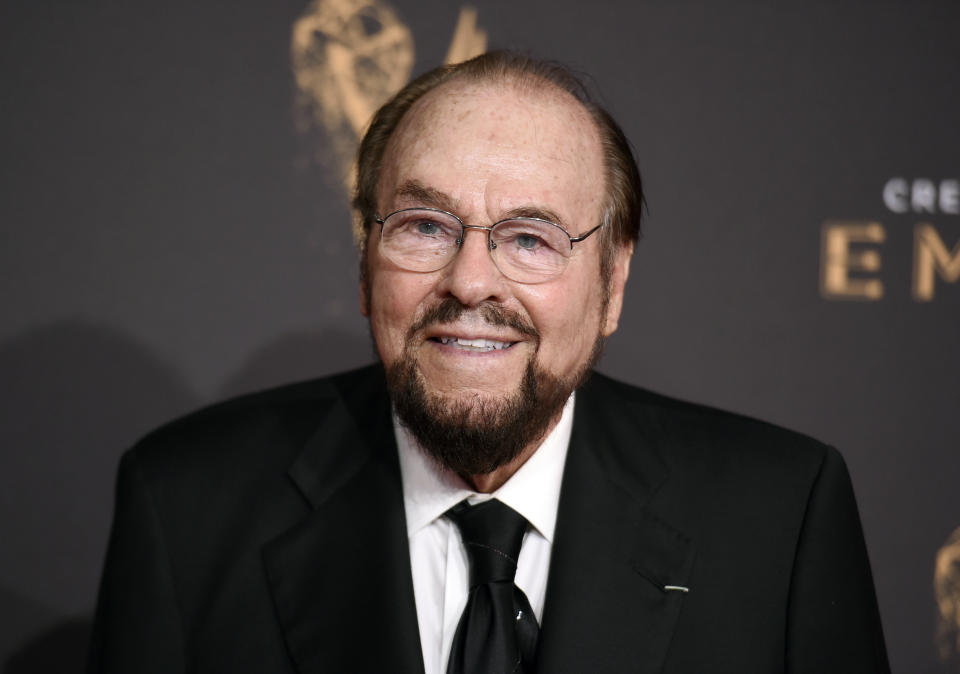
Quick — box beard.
[384,298,604,476]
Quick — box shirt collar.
[395,393,575,543]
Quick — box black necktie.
[445,499,539,674]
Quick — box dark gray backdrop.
[2,0,958,672]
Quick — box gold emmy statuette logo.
[291,0,415,188]
[444,6,486,65]
[936,527,960,665]
[291,0,486,239]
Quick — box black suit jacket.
[88,364,889,673]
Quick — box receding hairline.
[375,76,607,217]
[401,68,596,120]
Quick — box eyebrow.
[501,205,569,232]
[393,179,571,231]
[394,180,460,213]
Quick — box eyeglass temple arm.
[569,222,605,245]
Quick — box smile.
[431,336,516,352]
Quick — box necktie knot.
[446,499,528,588]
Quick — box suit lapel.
[536,375,695,674]
[259,368,691,674]
[262,369,425,674]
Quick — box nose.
[435,227,508,306]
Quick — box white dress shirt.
[395,394,575,674]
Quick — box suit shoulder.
[124,364,384,477]
[582,370,832,471]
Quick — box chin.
[432,379,523,401]
[384,351,581,476]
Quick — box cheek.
[522,284,602,364]
[368,270,435,354]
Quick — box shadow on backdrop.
[0,587,63,673]
[3,324,376,671]
[0,320,198,671]
[219,328,375,399]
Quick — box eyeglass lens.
[379,209,572,282]
[380,209,570,283]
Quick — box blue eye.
[416,221,441,236]
[515,234,542,250]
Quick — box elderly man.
[89,52,889,673]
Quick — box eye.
[492,219,568,256]
[415,220,441,236]
[515,234,543,250]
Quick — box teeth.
[438,336,513,351]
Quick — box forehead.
[377,80,605,228]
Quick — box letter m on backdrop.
[913,225,960,301]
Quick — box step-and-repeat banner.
[1,0,957,671]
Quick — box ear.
[359,233,374,317]
[359,279,370,317]
[602,242,633,336]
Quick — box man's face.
[363,81,630,471]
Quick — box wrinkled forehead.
[376,79,606,220]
